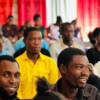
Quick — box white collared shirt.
[50,38,84,63]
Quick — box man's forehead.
[64,24,74,30]
[72,55,89,65]
[0,60,19,71]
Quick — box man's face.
[61,55,90,88]
[0,60,20,96]
[7,17,13,26]
[95,34,100,45]
[0,38,3,52]
[62,25,74,41]
[24,31,42,54]
[35,17,41,25]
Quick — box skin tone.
[95,34,100,51]
[6,17,18,44]
[0,38,3,53]
[23,30,42,64]
[34,17,47,40]
[61,24,74,47]
[0,60,20,100]
[59,55,90,100]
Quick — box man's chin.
[0,88,17,100]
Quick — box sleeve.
[48,59,58,84]
[14,42,20,52]
[50,44,57,63]
[7,39,15,54]
[42,40,50,51]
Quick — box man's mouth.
[78,78,87,84]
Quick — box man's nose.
[9,76,17,84]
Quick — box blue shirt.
[14,39,50,52]
[0,49,12,56]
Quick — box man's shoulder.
[84,83,98,94]
[50,40,61,48]
[74,42,83,50]
[41,53,56,63]
[16,52,25,61]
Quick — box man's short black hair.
[24,27,40,39]
[34,14,41,21]
[61,22,71,32]
[7,15,13,19]
[0,55,18,64]
[93,28,100,38]
[57,48,85,68]
[71,19,77,23]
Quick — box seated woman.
[47,16,62,43]
[2,15,18,44]
[86,28,100,65]
[34,14,47,40]
[0,35,12,56]
[33,77,68,100]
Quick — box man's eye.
[77,66,82,69]
[4,74,9,77]
[15,74,20,78]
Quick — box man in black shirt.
[0,55,20,100]
[53,48,100,100]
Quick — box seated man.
[0,55,20,100]
[16,27,58,99]
[53,48,99,100]
[14,21,49,52]
[0,35,12,56]
[50,22,83,63]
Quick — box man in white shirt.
[50,22,83,63]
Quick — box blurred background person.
[2,15,18,44]
[34,14,47,40]
[86,28,100,65]
[0,34,12,56]
[47,16,62,44]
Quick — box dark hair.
[58,48,85,68]
[71,19,77,23]
[7,15,13,19]
[24,27,40,39]
[93,28,100,38]
[33,78,61,100]
[61,22,71,32]
[34,14,41,21]
[56,16,62,23]
[19,26,24,33]
[0,55,17,63]
[87,74,100,92]
[88,32,96,45]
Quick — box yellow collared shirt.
[16,51,58,99]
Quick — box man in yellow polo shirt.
[16,27,58,99]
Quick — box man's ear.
[59,64,67,74]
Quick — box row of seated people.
[0,47,100,100]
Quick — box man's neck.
[63,39,73,47]
[60,78,78,100]
[27,51,39,64]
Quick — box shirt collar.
[21,51,45,61]
[60,38,74,47]
[53,79,92,98]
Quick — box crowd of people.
[0,14,100,100]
